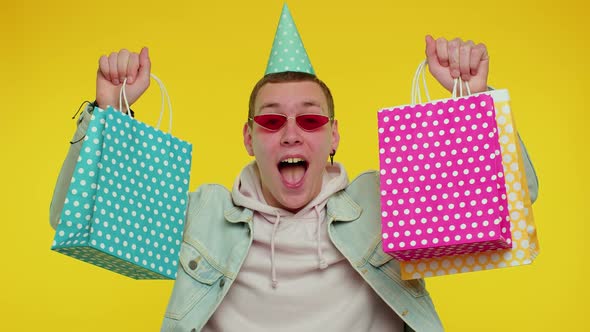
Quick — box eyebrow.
[259,102,280,111]
[302,101,321,108]
[258,100,322,112]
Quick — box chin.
[276,193,311,213]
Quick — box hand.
[96,47,151,110]
[425,35,489,94]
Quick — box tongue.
[280,165,306,185]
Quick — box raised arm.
[424,35,538,202]
[49,48,153,229]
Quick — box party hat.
[265,4,315,75]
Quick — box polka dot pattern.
[54,247,169,279]
[378,94,512,262]
[265,4,315,75]
[52,107,191,280]
[398,90,540,279]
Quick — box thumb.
[137,47,151,82]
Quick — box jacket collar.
[326,190,362,222]
[224,205,254,224]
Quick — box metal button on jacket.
[188,260,198,270]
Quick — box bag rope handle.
[118,73,173,133]
[411,59,471,105]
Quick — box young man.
[50,5,538,332]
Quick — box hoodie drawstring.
[315,205,328,270]
[270,211,281,288]
[270,207,327,289]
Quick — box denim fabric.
[161,173,444,332]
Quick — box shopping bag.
[377,60,512,262]
[400,88,539,279]
[51,74,192,280]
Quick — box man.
[50,5,537,332]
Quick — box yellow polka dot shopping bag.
[377,61,539,280]
[51,75,192,279]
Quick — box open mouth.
[277,157,309,187]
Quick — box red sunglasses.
[250,113,332,132]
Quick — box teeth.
[281,158,305,164]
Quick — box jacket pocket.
[368,242,427,298]
[164,242,223,321]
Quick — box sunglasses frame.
[249,113,334,132]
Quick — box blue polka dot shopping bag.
[51,75,192,279]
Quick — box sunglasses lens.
[254,114,287,130]
[253,114,330,131]
[296,114,330,131]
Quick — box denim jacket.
[161,172,444,332]
[51,106,539,332]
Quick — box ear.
[330,119,340,153]
[243,123,255,156]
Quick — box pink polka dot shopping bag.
[51,75,193,279]
[377,61,539,279]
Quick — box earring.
[329,150,336,166]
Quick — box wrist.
[95,101,109,110]
[93,100,135,117]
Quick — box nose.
[280,117,303,146]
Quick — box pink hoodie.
[202,162,404,331]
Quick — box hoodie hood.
[232,161,348,216]
[231,161,349,287]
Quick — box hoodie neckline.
[229,161,356,288]
[223,163,362,224]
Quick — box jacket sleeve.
[49,104,94,230]
[486,86,539,204]
[518,133,539,204]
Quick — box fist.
[96,47,151,111]
[425,35,489,94]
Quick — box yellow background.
[1,0,587,330]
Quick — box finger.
[98,55,110,81]
[459,40,474,81]
[435,37,449,67]
[108,52,120,85]
[448,38,461,78]
[425,35,437,63]
[117,49,130,84]
[127,52,140,84]
[137,47,151,82]
[470,43,489,76]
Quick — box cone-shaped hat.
[265,4,315,75]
